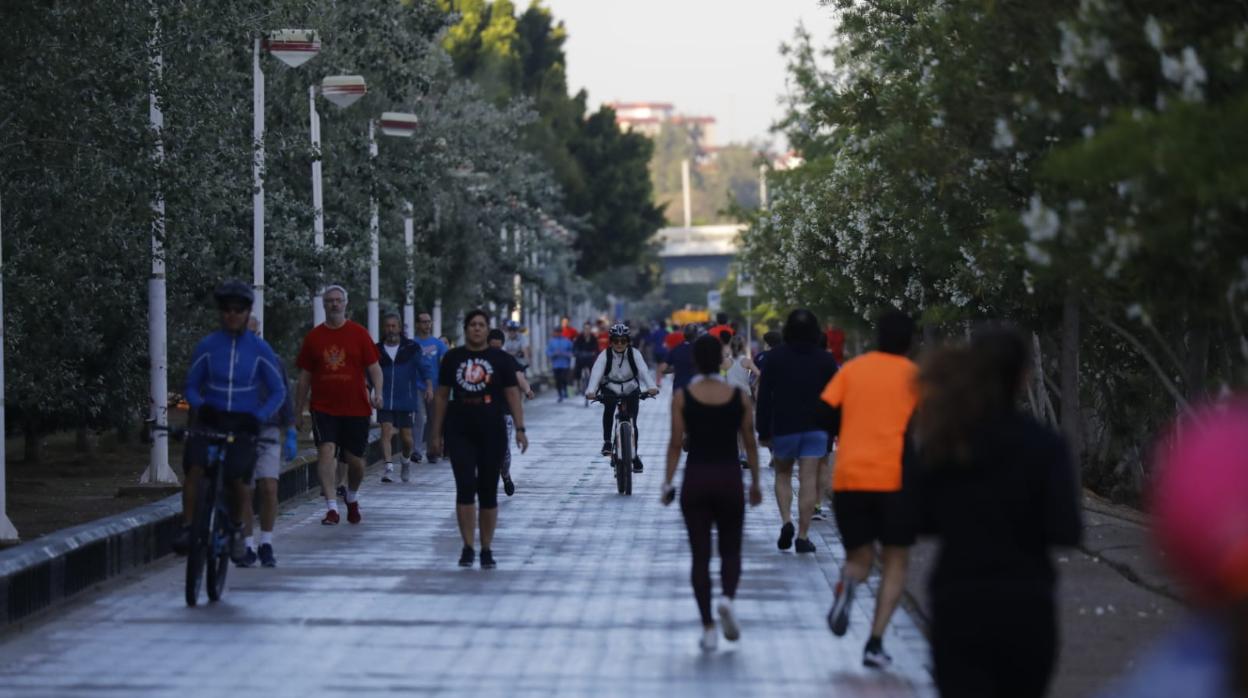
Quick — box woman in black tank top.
[663,335,763,652]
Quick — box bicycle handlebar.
[150,423,278,445]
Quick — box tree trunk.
[1061,285,1083,484]
[1184,320,1210,402]
[23,416,41,464]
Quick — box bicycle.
[158,424,271,606]
[591,389,655,496]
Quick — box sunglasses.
[611,337,629,344]
[220,304,249,315]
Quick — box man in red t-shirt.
[559,316,579,342]
[708,312,734,342]
[294,285,383,525]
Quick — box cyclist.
[173,280,287,562]
[585,323,658,471]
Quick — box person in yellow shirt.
[820,310,918,670]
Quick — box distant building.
[607,101,717,148]
[655,224,743,307]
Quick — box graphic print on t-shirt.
[456,357,495,394]
[323,345,347,371]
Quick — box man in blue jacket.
[377,313,431,483]
[175,280,287,562]
[412,310,448,463]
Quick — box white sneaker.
[699,628,718,652]
[717,598,740,642]
[381,462,395,483]
[400,459,411,483]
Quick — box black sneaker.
[795,537,817,554]
[827,578,857,636]
[601,441,613,457]
[235,547,258,568]
[258,543,277,568]
[458,546,475,567]
[777,522,795,550]
[336,485,347,500]
[228,529,248,563]
[171,525,192,556]
[410,452,423,464]
[480,549,496,569]
[863,638,892,669]
[632,457,644,473]
[503,476,516,497]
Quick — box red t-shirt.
[663,332,685,350]
[708,324,734,342]
[296,320,380,417]
[561,326,579,341]
[597,333,609,351]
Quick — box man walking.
[294,285,383,525]
[413,310,448,464]
[546,324,574,401]
[821,310,919,669]
[376,313,431,483]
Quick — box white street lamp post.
[0,194,18,543]
[308,75,367,326]
[372,111,417,340]
[403,201,415,334]
[253,30,319,331]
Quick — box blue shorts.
[378,409,414,427]
[771,430,829,460]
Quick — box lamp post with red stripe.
[309,75,368,326]
[253,30,320,332]
[373,112,418,339]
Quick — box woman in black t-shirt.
[429,310,527,569]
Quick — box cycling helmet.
[506,320,521,330]
[213,279,254,307]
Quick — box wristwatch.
[515,427,526,433]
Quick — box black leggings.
[445,409,507,509]
[600,391,640,444]
[932,592,1057,698]
[680,467,745,625]
[553,368,569,397]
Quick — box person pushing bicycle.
[172,280,288,562]
[586,323,658,471]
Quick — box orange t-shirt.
[820,351,918,492]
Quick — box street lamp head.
[321,75,367,109]
[379,112,418,138]
[266,29,320,68]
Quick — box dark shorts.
[311,411,370,458]
[832,489,918,549]
[378,409,414,427]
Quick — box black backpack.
[601,348,641,387]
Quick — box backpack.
[601,348,641,388]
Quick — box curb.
[0,430,381,631]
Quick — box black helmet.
[213,279,254,307]
[608,323,630,339]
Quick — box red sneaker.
[346,501,361,524]
[322,509,340,525]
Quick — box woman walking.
[916,326,1081,696]
[663,335,763,652]
[429,310,528,569]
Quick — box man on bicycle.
[173,280,288,562]
[586,323,658,472]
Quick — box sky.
[539,0,839,148]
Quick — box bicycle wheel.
[617,422,633,496]
[205,506,230,602]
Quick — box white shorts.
[254,426,282,481]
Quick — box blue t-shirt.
[546,336,574,369]
[415,336,449,388]
[667,342,696,391]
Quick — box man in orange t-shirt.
[820,310,918,670]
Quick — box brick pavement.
[0,389,934,697]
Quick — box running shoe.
[717,598,740,642]
[863,638,892,669]
[229,530,248,563]
[171,525,192,556]
[346,501,361,524]
[258,543,277,568]
[827,578,857,636]
[777,521,795,550]
[336,485,347,500]
[632,457,644,473]
[601,441,613,457]
[795,537,817,554]
[812,506,825,521]
[322,509,340,525]
[235,547,258,568]
[400,460,411,483]
[458,545,475,567]
[740,458,749,470]
[410,452,423,464]
[480,549,496,569]
[699,628,718,652]
[381,462,395,483]
[503,476,515,497]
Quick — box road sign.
[707,290,722,313]
[738,276,755,298]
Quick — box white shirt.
[587,347,656,396]
[383,343,399,361]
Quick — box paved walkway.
[0,389,933,697]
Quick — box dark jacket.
[754,342,839,441]
[375,337,429,412]
[918,411,1082,601]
